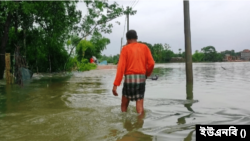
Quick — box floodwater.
[0,62,250,141]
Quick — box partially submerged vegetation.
[66,57,97,72]
[0,1,132,79]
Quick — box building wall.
[241,52,250,60]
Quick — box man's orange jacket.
[113,42,155,86]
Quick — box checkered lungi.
[122,74,146,101]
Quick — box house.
[224,54,231,61]
[241,49,250,61]
[224,54,240,61]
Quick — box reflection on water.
[0,62,250,141]
[177,83,195,141]
[117,114,153,141]
[183,130,195,141]
[177,84,194,125]
[184,83,194,113]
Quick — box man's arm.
[113,48,126,86]
[146,47,155,77]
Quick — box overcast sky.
[76,0,250,56]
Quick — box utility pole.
[183,0,193,84]
[124,6,136,32]
[120,38,123,53]
[118,7,137,65]
[119,6,136,53]
[126,6,129,32]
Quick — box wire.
[129,0,133,5]
[130,0,136,7]
[131,0,137,8]
[133,0,139,8]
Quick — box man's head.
[126,30,138,44]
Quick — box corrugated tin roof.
[242,49,250,53]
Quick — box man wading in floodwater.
[112,30,155,116]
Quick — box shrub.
[65,56,78,71]
[77,59,97,71]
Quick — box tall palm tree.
[179,48,182,57]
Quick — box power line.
[131,0,137,8]
[129,0,133,5]
[133,0,139,8]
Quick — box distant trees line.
[192,46,240,62]
[102,42,241,64]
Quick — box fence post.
[5,53,11,84]
[12,53,15,83]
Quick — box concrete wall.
[241,52,250,60]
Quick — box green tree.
[221,50,237,57]
[64,35,82,70]
[0,1,19,79]
[201,46,217,62]
[0,0,128,79]
[182,51,186,58]
[1,1,82,77]
[78,0,126,39]
[179,48,182,57]
[152,44,164,62]
[84,31,110,60]
[192,50,204,62]
[112,54,120,64]
[163,43,175,62]
[138,41,177,63]
[76,40,94,62]
[163,50,175,62]
[216,53,223,62]
[235,51,241,57]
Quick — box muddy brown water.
[0,62,250,141]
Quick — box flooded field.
[0,62,250,141]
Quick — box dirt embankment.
[97,65,117,70]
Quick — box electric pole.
[120,38,123,53]
[183,0,193,84]
[118,6,137,64]
[127,6,129,32]
[127,14,129,32]
[124,6,136,32]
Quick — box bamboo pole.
[5,53,11,84]
[12,52,15,83]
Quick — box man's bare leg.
[136,99,144,115]
[121,95,130,112]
